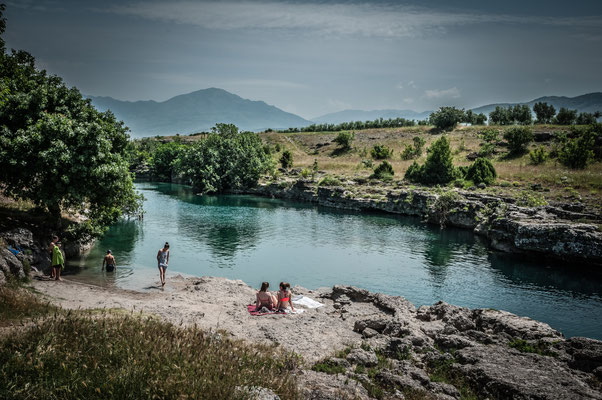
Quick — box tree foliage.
[178,125,273,193]
[503,126,534,154]
[333,131,354,150]
[372,160,394,179]
[557,127,597,169]
[555,108,577,125]
[429,107,465,131]
[533,102,556,124]
[404,136,456,184]
[488,106,513,125]
[279,117,416,133]
[465,158,496,185]
[0,6,141,238]
[370,144,393,160]
[150,142,186,181]
[279,149,293,169]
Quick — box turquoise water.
[70,182,602,339]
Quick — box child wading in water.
[156,242,170,287]
[276,282,295,312]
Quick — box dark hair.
[164,242,170,248]
[284,282,291,289]
[107,250,112,254]
[260,282,269,292]
[52,235,59,241]
[279,281,285,290]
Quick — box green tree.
[333,131,354,150]
[529,146,548,165]
[0,7,141,237]
[533,102,556,124]
[280,149,293,169]
[489,106,513,125]
[179,126,272,193]
[512,104,533,125]
[372,160,394,179]
[151,142,186,181]
[503,126,534,154]
[404,136,456,184]
[555,108,577,125]
[576,112,597,125]
[429,107,465,131]
[465,158,497,185]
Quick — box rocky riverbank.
[24,276,602,399]
[244,176,602,266]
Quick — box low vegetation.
[0,286,299,400]
[508,339,557,357]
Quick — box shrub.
[429,107,465,131]
[516,191,548,207]
[466,158,497,185]
[274,143,282,152]
[318,175,341,186]
[503,126,534,154]
[333,131,355,150]
[361,159,374,168]
[373,160,394,179]
[489,106,513,125]
[401,145,416,160]
[405,136,456,185]
[371,144,393,160]
[529,146,548,165]
[512,104,533,125]
[557,129,596,169]
[413,136,426,155]
[533,102,556,124]
[280,150,293,169]
[300,168,311,178]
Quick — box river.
[69,182,602,339]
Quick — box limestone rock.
[346,349,378,367]
[564,337,602,373]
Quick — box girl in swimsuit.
[255,282,277,311]
[276,282,295,312]
[157,242,170,287]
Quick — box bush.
[465,158,497,185]
[429,107,465,131]
[489,106,513,125]
[400,137,426,160]
[280,150,293,169]
[371,144,393,160]
[373,161,394,179]
[333,131,354,150]
[503,126,534,154]
[318,175,341,186]
[533,102,556,124]
[557,129,596,169]
[404,136,456,185]
[529,146,548,165]
[516,191,548,207]
[401,145,416,160]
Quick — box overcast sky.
[4,0,602,119]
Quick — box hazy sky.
[4,0,602,118]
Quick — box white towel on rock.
[292,295,324,309]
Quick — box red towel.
[247,304,285,316]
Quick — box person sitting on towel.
[256,281,277,311]
[276,282,295,312]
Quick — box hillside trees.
[503,127,534,154]
[333,131,354,151]
[405,136,456,184]
[0,6,141,237]
[555,108,577,125]
[533,102,556,124]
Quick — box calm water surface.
[70,182,602,339]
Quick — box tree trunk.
[48,203,62,229]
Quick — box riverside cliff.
[246,176,602,266]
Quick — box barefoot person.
[50,239,64,281]
[102,250,116,272]
[48,235,59,279]
[255,282,277,311]
[276,282,295,312]
[156,242,170,286]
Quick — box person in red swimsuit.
[276,282,295,312]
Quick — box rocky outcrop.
[311,286,602,400]
[247,179,602,265]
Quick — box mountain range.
[88,89,602,137]
[88,88,311,137]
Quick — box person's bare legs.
[54,266,62,281]
[159,266,166,286]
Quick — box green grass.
[311,359,346,375]
[0,286,58,323]
[427,357,478,400]
[508,339,558,357]
[0,288,299,400]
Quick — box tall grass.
[0,290,299,399]
[0,286,57,323]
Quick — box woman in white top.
[156,242,170,287]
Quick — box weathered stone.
[434,334,475,350]
[456,345,602,400]
[362,328,378,338]
[474,308,562,341]
[346,349,379,367]
[376,371,427,393]
[565,337,602,373]
[0,248,24,280]
[235,386,281,400]
[428,381,461,399]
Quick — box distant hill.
[311,109,431,124]
[470,92,602,117]
[312,93,602,125]
[88,88,312,137]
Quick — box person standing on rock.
[156,242,170,287]
[102,250,116,272]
